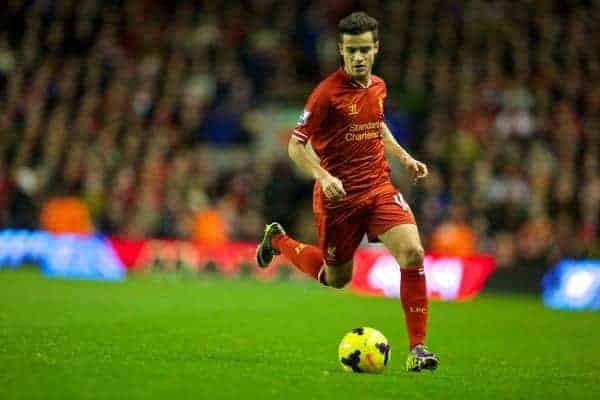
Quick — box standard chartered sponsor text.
[346,121,383,141]
[349,121,383,132]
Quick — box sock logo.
[294,244,306,255]
[409,307,427,314]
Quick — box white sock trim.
[317,264,327,284]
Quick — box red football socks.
[400,267,428,349]
[271,234,324,280]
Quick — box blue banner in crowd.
[0,230,125,280]
[542,259,600,310]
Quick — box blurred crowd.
[0,0,598,269]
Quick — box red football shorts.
[313,183,415,266]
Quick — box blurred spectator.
[430,204,476,257]
[4,167,39,229]
[193,208,228,246]
[0,0,597,269]
[39,196,94,234]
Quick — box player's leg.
[257,204,363,287]
[256,222,355,287]
[256,222,323,279]
[378,224,427,348]
[378,224,438,370]
[315,207,364,288]
[368,188,438,372]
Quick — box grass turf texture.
[1,269,599,400]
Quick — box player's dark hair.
[338,12,379,43]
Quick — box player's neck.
[343,65,371,88]
[354,75,371,88]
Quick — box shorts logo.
[326,245,336,261]
[297,110,311,126]
[394,193,410,211]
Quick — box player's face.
[339,32,379,82]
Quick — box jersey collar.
[339,67,372,88]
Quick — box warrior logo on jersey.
[347,103,359,116]
[297,110,311,126]
[346,95,361,117]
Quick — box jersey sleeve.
[292,84,330,144]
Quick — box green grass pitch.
[1,268,599,399]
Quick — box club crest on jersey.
[297,110,311,126]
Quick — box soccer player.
[256,11,439,372]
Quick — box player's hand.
[404,158,428,183]
[319,173,347,202]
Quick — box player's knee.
[403,246,425,268]
[325,263,353,288]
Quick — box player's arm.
[289,84,346,202]
[288,139,346,201]
[381,122,428,182]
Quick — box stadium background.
[0,1,599,398]
[1,0,597,271]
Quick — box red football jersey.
[293,68,390,199]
